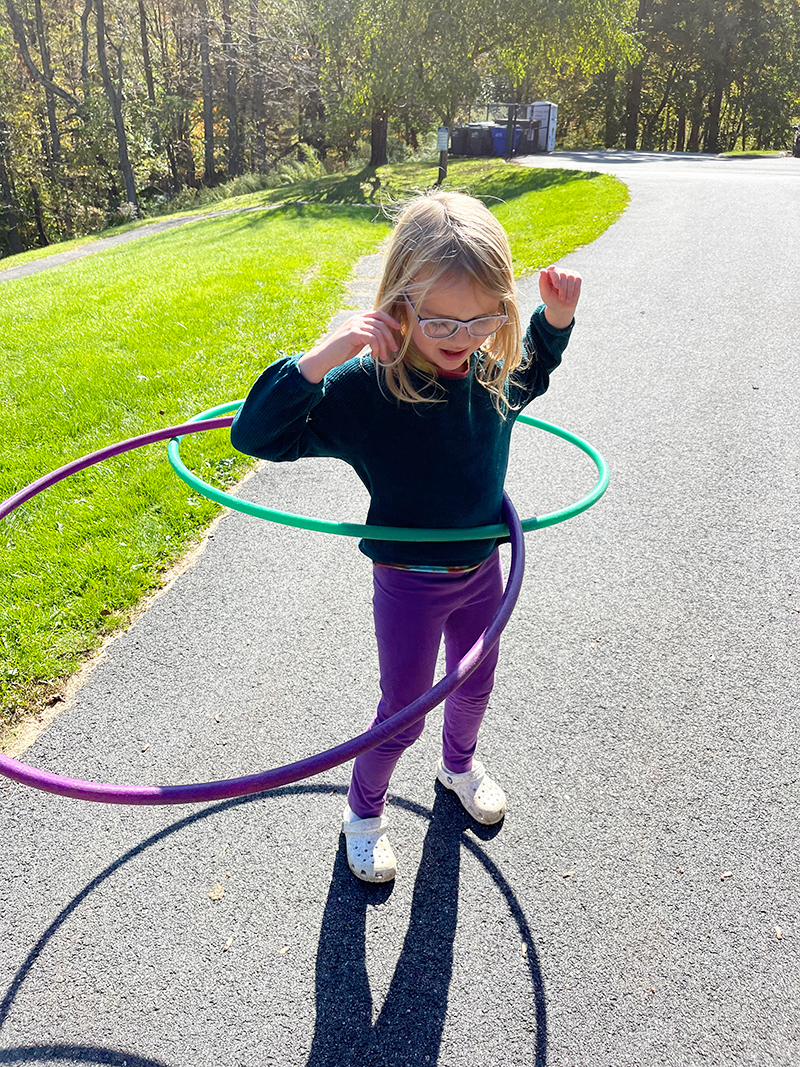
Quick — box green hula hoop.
[167,400,609,541]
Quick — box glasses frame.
[404,294,508,340]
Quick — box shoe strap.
[443,760,486,785]
[342,814,387,835]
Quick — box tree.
[220,0,242,175]
[196,0,215,181]
[0,111,23,254]
[418,0,496,127]
[95,0,138,207]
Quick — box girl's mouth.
[439,347,469,360]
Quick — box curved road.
[1,151,798,1067]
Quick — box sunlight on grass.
[0,204,390,729]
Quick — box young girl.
[231,191,581,883]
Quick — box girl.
[231,191,581,883]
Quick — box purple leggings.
[347,550,504,819]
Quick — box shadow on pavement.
[0,1046,168,1065]
[308,785,467,1067]
[1,785,547,1067]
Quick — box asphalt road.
[1,151,798,1067]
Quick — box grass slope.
[1,204,390,730]
[0,160,628,741]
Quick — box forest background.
[2,0,800,256]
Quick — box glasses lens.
[467,316,506,338]
[422,319,458,339]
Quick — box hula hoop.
[168,400,610,540]
[0,415,525,805]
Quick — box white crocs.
[341,805,397,883]
[436,758,507,825]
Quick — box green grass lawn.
[0,160,628,742]
[719,149,785,157]
[251,159,628,275]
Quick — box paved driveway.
[1,151,798,1066]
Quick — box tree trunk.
[0,116,24,255]
[96,0,138,209]
[404,111,419,151]
[80,0,93,83]
[641,63,676,150]
[304,78,327,161]
[221,0,242,177]
[165,137,180,189]
[138,0,156,104]
[29,182,49,245]
[625,65,642,149]
[624,0,650,149]
[687,85,704,152]
[676,107,686,152]
[740,104,747,152]
[603,67,618,148]
[369,106,388,167]
[196,0,215,183]
[704,79,724,153]
[248,0,267,169]
[175,138,198,188]
[33,0,61,164]
[728,102,743,152]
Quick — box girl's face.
[406,275,504,374]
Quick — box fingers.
[539,266,582,308]
[340,311,401,364]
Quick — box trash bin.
[519,121,542,154]
[467,124,494,156]
[450,126,469,156]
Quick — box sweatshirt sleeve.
[230,355,332,462]
[513,304,574,406]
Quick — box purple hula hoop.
[0,418,525,806]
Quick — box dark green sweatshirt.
[230,305,572,568]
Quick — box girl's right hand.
[298,311,402,383]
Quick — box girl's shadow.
[307,785,492,1067]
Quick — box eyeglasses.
[405,295,508,340]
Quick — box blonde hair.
[374,190,523,415]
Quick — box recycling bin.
[491,125,524,155]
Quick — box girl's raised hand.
[299,311,402,383]
[539,266,582,330]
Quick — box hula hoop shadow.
[0,1046,169,1066]
[0,786,548,1066]
[0,417,526,806]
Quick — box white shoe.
[341,805,397,883]
[436,758,507,825]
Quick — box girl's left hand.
[539,266,582,329]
